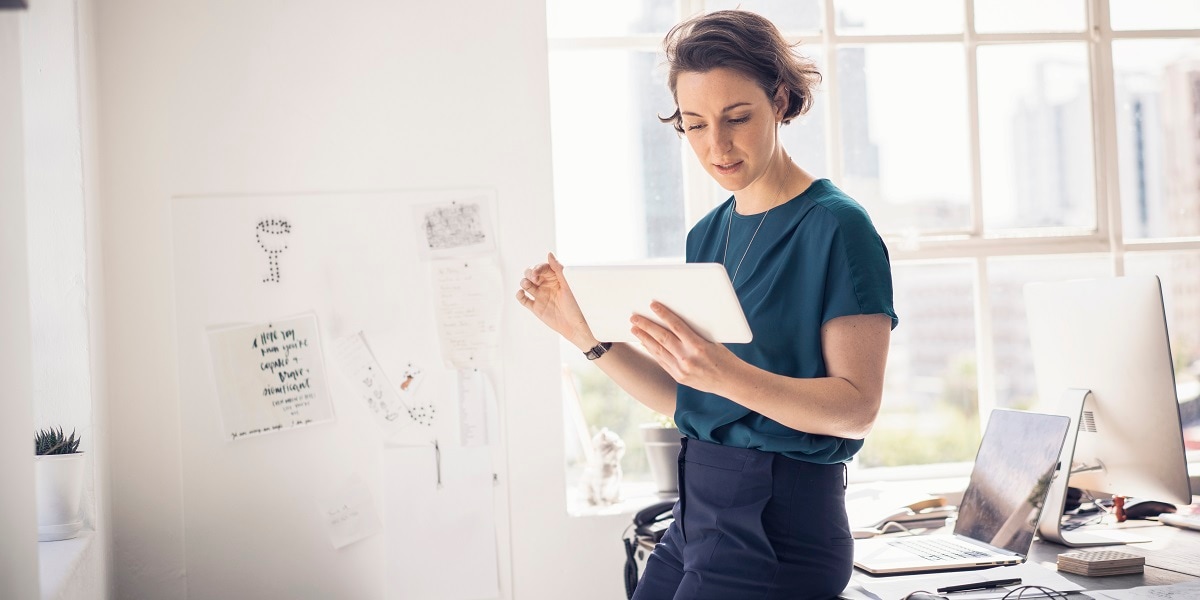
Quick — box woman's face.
[675,67,785,194]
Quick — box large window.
[548,0,1200,490]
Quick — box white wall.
[0,11,42,600]
[96,1,632,598]
[78,0,115,592]
[4,1,111,597]
[22,0,101,541]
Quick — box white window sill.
[565,461,1200,520]
[567,480,672,518]
[565,475,973,521]
[38,530,94,600]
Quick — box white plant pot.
[35,452,85,542]
[640,425,681,498]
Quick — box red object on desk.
[1113,495,1126,522]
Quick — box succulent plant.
[34,426,81,455]
[651,413,676,429]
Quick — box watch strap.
[584,342,612,360]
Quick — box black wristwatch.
[583,342,612,360]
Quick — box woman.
[517,10,897,599]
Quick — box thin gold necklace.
[722,169,791,286]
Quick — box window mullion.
[965,0,996,442]
[1089,0,1126,275]
[679,0,712,225]
[888,233,1113,261]
[973,257,997,435]
[965,0,984,238]
[823,0,843,185]
[680,0,705,19]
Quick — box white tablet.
[563,263,753,344]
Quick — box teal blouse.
[677,179,898,464]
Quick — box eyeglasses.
[902,585,1069,600]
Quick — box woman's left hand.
[630,301,740,394]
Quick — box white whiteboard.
[171,190,504,599]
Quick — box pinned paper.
[206,314,334,440]
[431,259,502,369]
[458,369,495,447]
[317,474,382,550]
[332,332,435,431]
[413,195,496,259]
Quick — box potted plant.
[34,427,85,541]
[640,414,681,498]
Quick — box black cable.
[623,536,639,599]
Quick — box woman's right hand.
[515,252,597,350]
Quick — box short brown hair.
[659,10,822,134]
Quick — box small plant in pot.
[34,427,86,541]
[640,414,681,498]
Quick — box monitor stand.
[1037,388,1151,547]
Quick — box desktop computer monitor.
[1024,275,1192,547]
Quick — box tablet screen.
[564,263,753,344]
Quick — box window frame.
[548,0,1200,482]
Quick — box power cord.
[623,536,639,599]
[622,523,639,600]
[1061,490,1113,531]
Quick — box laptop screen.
[952,409,1070,554]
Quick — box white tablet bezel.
[563,263,753,344]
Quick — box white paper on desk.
[854,562,1084,600]
[384,445,499,600]
[316,474,382,550]
[205,314,335,440]
[1091,580,1200,599]
[431,258,502,369]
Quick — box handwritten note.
[206,314,334,440]
[317,474,382,550]
[432,259,502,369]
[458,369,493,447]
[332,332,435,431]
[413,195,496,259]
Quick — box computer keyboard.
[1159,512,1200,532]
[887,537,991,561]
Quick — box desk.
[848,520,1200,598]
[1026,521,1200,589]
[626,504,1200,599]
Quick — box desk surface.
[1026,520,1200,589]
[849,519,1200,598]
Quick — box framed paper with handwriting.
[206,313,335,440]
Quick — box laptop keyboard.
[887,537,992,561]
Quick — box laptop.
[854,409,1071,575]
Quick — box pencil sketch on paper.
[333,332,436,431]
[395,364,436,427]
[360,363,435,427]
[412,194,498,260]
[422,201,487,251]
[255,218,292,283]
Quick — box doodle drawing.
[422,202,486,250]
[256,218,292,283]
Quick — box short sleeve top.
[677,178,898,464]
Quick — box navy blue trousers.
[632,438,853,600]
